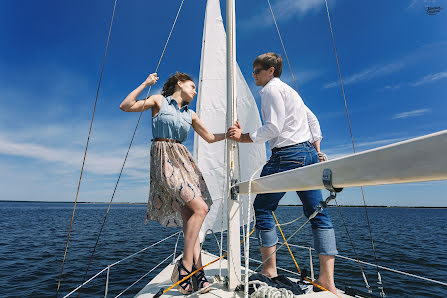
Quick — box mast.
[226,0,241,290]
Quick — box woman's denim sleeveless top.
[151,96,192,142]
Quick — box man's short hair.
[253,52,283,77]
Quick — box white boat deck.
[135,251,353,297]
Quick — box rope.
[249,280,294,298]
[252,215,311,274]
[115,253,174,297]
[63,267,109,298]
[218,137,229,277]
[266,0,299,93]
[276,214,305,227]
[272,211,301,275]
[323,1,384,296]
[247,198,348,296]
[265,0,319,156]
[160,227,256,296]
[110,232,181,267]
[56,0,119,296]
[272,211,340,296]
[246,249,447,289]
[256,240,447,287]
[76,0,185,294]
[247,257,300,277]
[333,198,371,291]
[62,231,181,297]
[244,164,265,298]
[172,232,182,264]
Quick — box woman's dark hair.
[161,72,194,97]
[253,52,283,77]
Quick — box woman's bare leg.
[181,197,208,271]
[192,236,210,288]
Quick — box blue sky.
[0,0,446,206]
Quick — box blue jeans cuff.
[313,228,338,255]
[256,227,278,247]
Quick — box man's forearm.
[312,139,321,152]
[239,133,253,143]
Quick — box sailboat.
[60,0,447,297]
[132,0,447,297]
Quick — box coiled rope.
[249,280,294,298]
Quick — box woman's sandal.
[192,266,211,294]
[171,259,193,295]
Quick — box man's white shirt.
[249,77,322,150]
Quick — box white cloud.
[408,0,419,8]
[408,0,431,9]
[281,69,325,86]
[393,109,431,119]
[378,84,401,92]
[0,130,150,179]
[324,61,405,89]
[241,0,328,29]
[324,136,408,159]
[323,42,447,89]
[411,71,447,86]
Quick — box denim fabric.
[255,227,278,247]
[254,142,337,255]
[313,228,338,255]
[152,96,192,142]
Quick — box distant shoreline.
[1,200,446,208]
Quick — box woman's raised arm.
[120,73,161,112]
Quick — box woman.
[120,72,226,294]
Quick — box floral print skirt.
[146,141,213,227]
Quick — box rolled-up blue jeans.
[254,141,338,256]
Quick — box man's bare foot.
[314,279,337,295]
[260,270,277,279]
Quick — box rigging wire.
[243,164,264,298]
[323,0,385,295]
[265,0,319,157]
[266,0,299,93]
[272,212,339,296]
[333,198,371,291]
[218,136,229,277]
[67,0,186,296]
[247,209,333,294]
[56,0,119,296]
[267,0,384,294]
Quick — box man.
[227,52,338,294]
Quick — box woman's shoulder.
[147,94,164,107]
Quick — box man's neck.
[262,76,276,87]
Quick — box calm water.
[0,202,446,297]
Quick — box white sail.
[194,0,266,240]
